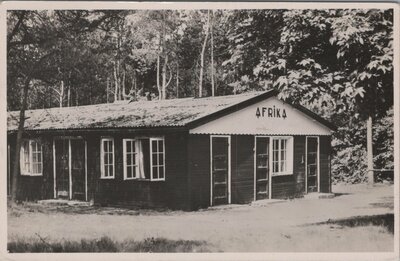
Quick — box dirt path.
[8,184,394,252]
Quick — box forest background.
[7,9,394,184]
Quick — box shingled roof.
[8,91,279,131]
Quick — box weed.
[8,236,211,253]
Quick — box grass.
[8,184,394,252]
[8,201,176,217]
[314,214,394,234]
[8,236,212,253]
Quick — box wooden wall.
[187,134,210,209]
[294,136,306,196]
[270,136,306,199]
[8,131,332,208]
[187,134,332,207]
[319,136,331,193]
[7,130,190,209]
[188,134,256,208]
[91,131,190,210]
[7,134,54,201]
[231,135,254,204]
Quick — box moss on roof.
[7,91,268,131]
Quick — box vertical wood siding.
[294,136,306,196]
[231,135,254,204]
[92,132,189,209]
[271,136,306,199]
[7,134,54,201]
[187,134,210,209]
[85,135,98,202]
[7,132,332,208]
[319,136,331,193]
[271,175,295,198]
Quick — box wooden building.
[7,90,335,210]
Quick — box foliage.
[7,9,394,183]
[373,107,394,170]
[8,236,211,253]
[331,106,394,183]
[225,9,394,183]
[332,144,368,184]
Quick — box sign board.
[190,97,332,136]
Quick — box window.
[101,138,114,179]
[150,138,165,181]
[20,140,43,176]
[122,137,165,181]
[123,139,138,180]
[272,137,293,175]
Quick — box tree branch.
[7,11,27,50]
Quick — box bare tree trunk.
[367,116,374,184]
[11,77,31,203]
[176,63,179,98]
[210,10,215,97]
[106,77,109,103]
[162,54,168,99]
[117,61,122,101]
[134,71,137,94]
[199,10,210,98]
[60,80,64,108]
[113,61,118,102]
[75,86,78,106]
[67,85,70,107]
[157,55,162,100]
[122,69,126,100]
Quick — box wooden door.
[55,139,69,198]
[211,136,230,205]
[255,137,269,200]
[306,137,319,193]
[71,139,86,200]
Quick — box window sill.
[124,177,137,181]
[123,178,165,182]
[21,173,43,177]
[100,176,115,180]
[272,172,293,176]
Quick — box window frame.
[100,138,115,179]
[20,139,43,176]
[271,136,293,176]
[123,138,138,180]
[149,137,166,181]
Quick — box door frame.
[53,136,88,201]
[7,145,11,196]
[210,135,231,206]
[305,136,320,193]
[253,136,273,201]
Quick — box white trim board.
[53,140,56,199]
[100,137,115,179]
